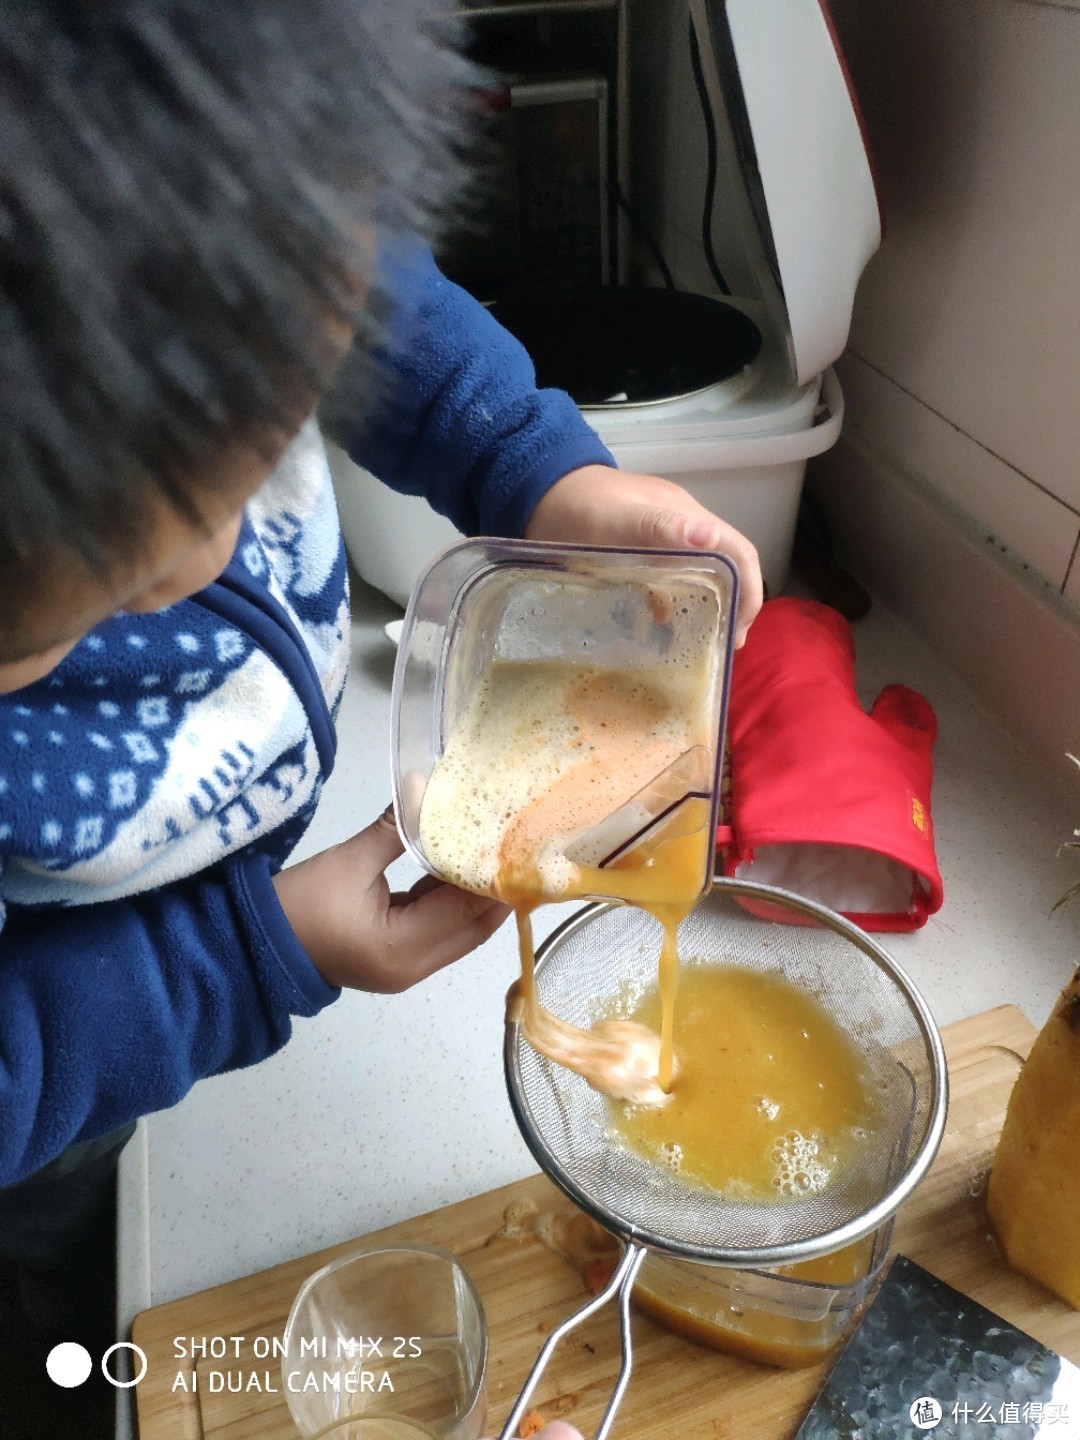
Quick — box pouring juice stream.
[497,811,711,1103]
[418,651,719,1107]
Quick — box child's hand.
[273,808,509,991]
[524,464,764,648]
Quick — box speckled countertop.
[115,573,1080,1409]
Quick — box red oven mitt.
[717,598,943,931]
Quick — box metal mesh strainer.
[499,877,948,1440]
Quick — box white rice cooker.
[330,0,881,605]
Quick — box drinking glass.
[310,1421,440,1440]
[282,1244,487,1440]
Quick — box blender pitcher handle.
[498,1242,648,1440]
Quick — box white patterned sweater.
[0,418,348,908]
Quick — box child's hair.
[0,0,474,595]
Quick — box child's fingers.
[680,511,763,647]
[367,803,406,865]
[389,871,444,906]
[381,881,510,990]
[334,803,408,886]
[275,808,510,991]
[524,465,763,647]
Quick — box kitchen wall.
[810,0,1080,774]
[824,0,1080,596]
[629,0,1080,772]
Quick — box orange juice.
[634,1232,885,1369]
[611,963,887,1368]
[608,965,881,1197]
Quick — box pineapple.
[986,966,1080,1309]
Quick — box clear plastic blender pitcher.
[389,538,738,906]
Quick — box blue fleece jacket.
[0,247,614,1186]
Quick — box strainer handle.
[498,1242,647,1440]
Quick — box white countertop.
[116,573,1080,1403]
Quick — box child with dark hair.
[0,0,761,1344]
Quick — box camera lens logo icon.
[46,1342,148,1389]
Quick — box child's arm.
[0,816,504,1186]
[333,242,763,644]
[335,240,616,540]
[0,854,325,1186]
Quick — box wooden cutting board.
[133,1006,1080,1440]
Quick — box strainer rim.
[503,874,949,1268]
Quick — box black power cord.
[608,179,677,292]
[686,10,730,296]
